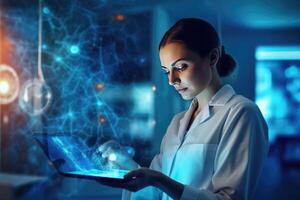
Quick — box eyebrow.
[161,57,189,69]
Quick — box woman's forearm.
[151,172,184,200]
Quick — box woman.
[98,18,269,200]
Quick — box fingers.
[124,171,136,180]
[96,178,127,188]
[123,179,141,192]
[95,141,138,170]
[97,140,121,154]
[102,148,125,169]
[97,140,115,152]
[97,168,149,192]
[102,147,114,159]
[101,146,127,161]
[97,177,141,192]
[124,168,144,180]
[97,141,134,160]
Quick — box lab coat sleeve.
[180,102,269,200]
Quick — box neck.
[194,73,222,111]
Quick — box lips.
[176,88,188,93]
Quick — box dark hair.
[159,18,236,77]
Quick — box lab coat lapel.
[191,104,211,129]
[201,104,211,123]
[178,105,195,142]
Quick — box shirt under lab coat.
[122,84,269,200]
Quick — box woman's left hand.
[122,167,161,192]
[97,167,184,200]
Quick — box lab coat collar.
[178,84,235,142]
[187,84,235,110]
[208,84,235,106]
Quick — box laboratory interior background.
[1,0,300,199]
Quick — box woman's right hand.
[95,140,139,170]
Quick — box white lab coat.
[122,84,269,200]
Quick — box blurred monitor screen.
[255,46,300,143]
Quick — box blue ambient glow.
[255,46,300,142]
[256,46,300,60]
[2,0,152,188]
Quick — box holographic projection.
[255,46,300,142]
[34,134,130,179]
[0,0,155,182]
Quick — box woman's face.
[159,42,213,100]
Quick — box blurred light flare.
[95,83,105,91]
[256,46,300,60]
[18,79,53,116]
[98,115,106,124]
[108,153,117,162]
[3,115,9,124]
[0,64,20,105]
[151,85,156,92]
[114,14,126,21]
[0,80,10,94]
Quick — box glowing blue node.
[125,146,135,157]
[19,79,52,116]
[70,45,80,54]
[139,57,146,64]
[96,100,103,107]
[42,44,48,50]
[43,7,50,14]
[55,56,62,62]
[68,111,74,118]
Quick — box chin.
[181,94,194,100]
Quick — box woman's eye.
[176,64,188,70]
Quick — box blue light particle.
[70,45,80,54]
[55,56,62,62]
[96,100,103,107]
[137,56,146,65]
[68,111,74,119]
[43,7,50,15]
[125,146,135,157]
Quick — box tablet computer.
[33,133,129,184]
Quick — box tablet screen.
[64,169,129,179]
[34,134,129,179]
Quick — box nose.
[168,70,180,86]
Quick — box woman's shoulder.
[226,94,262,116]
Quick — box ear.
[209,48,220,67]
